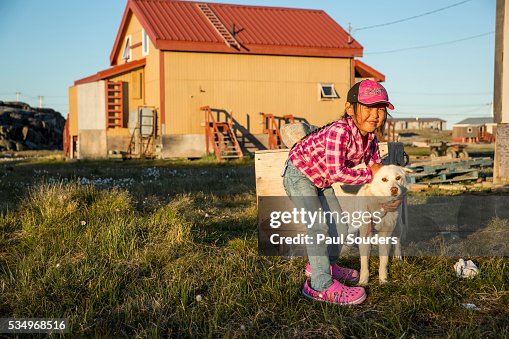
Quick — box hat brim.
[359,100,394,110]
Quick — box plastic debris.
[454,258,479,278]
[461,303,481,311]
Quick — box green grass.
[405,146,431,157]
[0,155,508,337]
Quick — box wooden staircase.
[127,106,158,159]
[478,131,495,143]
[197,3,240,49]
[105,81,124,128]
[201,106,243,161]
[261,113,294,149]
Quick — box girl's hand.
[370,163,382,176]
[380,199,402,212]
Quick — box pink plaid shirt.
[288,116,381,188]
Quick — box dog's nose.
[390,187,398,196]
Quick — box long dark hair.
[299,103,389,143]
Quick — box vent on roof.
[197,3,240,50]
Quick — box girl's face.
[345,102,386,136]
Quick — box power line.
[395,113,491,118]
[395,110,489,115]
[365,31,494,55]
[396,102,491,108]
[393,107,491,116]
[354,0,473,32]
[392,91,492,96]
[393,101,491,112]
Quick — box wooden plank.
[427,175,478,184]
[255,149,362,197]
[408,169,479,184]
[409,157,493,172]
[254,142,405,198]
[255,149,288,197]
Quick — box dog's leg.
[394,238,402,261]
[358,223,371,286]
[393,213,403,261]
[395,200,407,261]
[378,230,392,284]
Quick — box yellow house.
[66,0,385,159]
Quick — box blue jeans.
[282,160,348,291]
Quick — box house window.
[319,83,339,100]
[142,29,149,56]
[467,127,473,133]
[122,35,131,62]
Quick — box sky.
[0,0,496,128]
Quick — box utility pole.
[39,96,43,109]
[347,22,352,44]
[493,0,509,184]
[16,92,21,102]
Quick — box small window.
[319,83,339,99]
[122,36,131,62]
[467,127,473,133]
[142,29,149,56]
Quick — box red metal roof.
[75,58,146,85]
[353,59,385,82]
[110,0,363,65]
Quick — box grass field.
[0,153,508,337]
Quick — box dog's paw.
[358,279,369,286]
[379,272,388,284]
[358,272,370,286]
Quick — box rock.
[0,138,14,151]
[0,101,65,150]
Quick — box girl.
[282,79,399,305]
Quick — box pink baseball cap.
[347,79,394,110]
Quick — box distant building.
[387,117,446,131]
[452,117,496,143]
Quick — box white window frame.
[122,35,132,62]
[142,29,149,56]
[319,83,339,100]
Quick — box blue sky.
[0,0,496,127]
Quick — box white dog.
[351,165,410,285]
